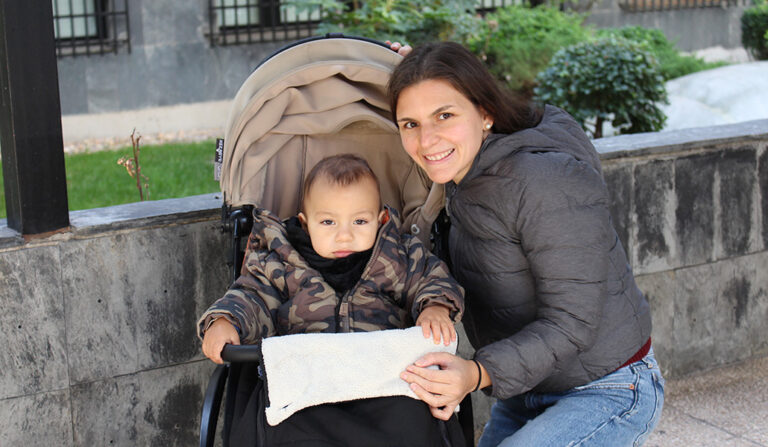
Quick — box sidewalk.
[645,354,768,446]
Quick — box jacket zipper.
[337,293,351,333]
[334,213,393,332]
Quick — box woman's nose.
[419,123,439,148]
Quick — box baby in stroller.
[198,153,465,446]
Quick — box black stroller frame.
[199,34,474,447]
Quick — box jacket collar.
[447,105,601,193]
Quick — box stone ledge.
[69,193,223,236]
[595,118,768,159]
[0,193,223,250]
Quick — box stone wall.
[597,119,768,377]
[0,194,229,446]
[56,0,285,116]
[584,2,748,52]
[1,120,767,445]
[56,0,748,117]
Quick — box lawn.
[0,140,221,219]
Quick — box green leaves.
[534,37,669,138]
[288,0,480,45]
[467,6,589,94]
[598,26,727,80]
[741,4,768,60]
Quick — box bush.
[597,26,726,80]
[287,0,481,46]
[741,4,768,60]
[534,37,668,138]
[466,6,591,95]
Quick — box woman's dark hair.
[387,42,541,134]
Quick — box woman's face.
[395,79,492,184]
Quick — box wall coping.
[2,118,767,249]
[595,119,768,160]
[0,193,222,250]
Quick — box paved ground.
[645,355,768,446]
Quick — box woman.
[389,41,664,446]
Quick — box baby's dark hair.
[301,154,381,212]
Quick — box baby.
[199,153,464,363]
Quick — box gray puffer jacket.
[447,106,652,399]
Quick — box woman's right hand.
[386,40,413,57]
[400,352,488,420]
[202,317,240,364]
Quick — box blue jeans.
[477,349,665,447]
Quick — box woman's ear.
[480,108,494,129]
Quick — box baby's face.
[299,177,384,259]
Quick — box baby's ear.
[298,212,308,228]
[378,209,388,224]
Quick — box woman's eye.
[353,219,368,225]
[438,112,453,120]
[402,121,417,130]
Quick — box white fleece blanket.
[261,326,457,426]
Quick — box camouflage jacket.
[197,207,464,343]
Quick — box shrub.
[597,26,726,80]
[534,37,668,138]
[741,4,768,60]
[286,0,481,46]
[466,6,591,95]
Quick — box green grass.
[0,140,220,219]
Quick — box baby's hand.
[202,317,240,364]
[416,304,456,346]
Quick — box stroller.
[199,35,474,447]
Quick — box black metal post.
[0,1,70,235]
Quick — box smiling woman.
[388,41,663,447]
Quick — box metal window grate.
[209,0,321,45]
[619,0,749,12]
[53,0,131,57]
[207,0,525,46]
[476,0,524,13]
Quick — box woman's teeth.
[425,148,454,161]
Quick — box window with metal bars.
[208,0,321,45]
[207,0,520,46]
[476,0,522,13]
[619,0,749,12]
[53,0,131,57]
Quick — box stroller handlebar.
[221,344,262,363]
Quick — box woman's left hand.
[400,352,479,420]
[385,40,413,56]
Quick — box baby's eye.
[353,219,369,225]
[438,112,453,120]
[320,219,334,226]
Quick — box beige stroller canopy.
[220,36,443,239]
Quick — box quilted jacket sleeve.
[197,230,284,344]
[401,235,465,323]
